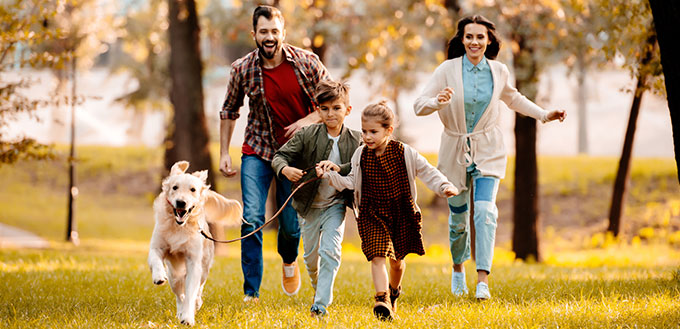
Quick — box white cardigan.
[324,143,455,214]
[413,56,550,191]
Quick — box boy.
[272,80,361,317]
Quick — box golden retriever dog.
[148,161,242,326]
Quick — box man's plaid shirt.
[220,44,330,161]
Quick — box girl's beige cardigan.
[414,56,550,191]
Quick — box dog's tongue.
[174,208,187,220]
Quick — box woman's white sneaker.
[451,271,469,296]
[475,282,490,300]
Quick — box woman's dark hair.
[252,5,284,31]
[446,15,500,60]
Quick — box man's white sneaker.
[451,271,468,296]
[475,282,490,300]
[243,295,259,303]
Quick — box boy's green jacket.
[272,123,361,217]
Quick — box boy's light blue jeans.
[299,203,346,313]
[447,169,500,273]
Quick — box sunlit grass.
[2,145,680,327]
[0,241,678,328]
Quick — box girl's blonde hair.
[361,100,397,128]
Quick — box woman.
[413,15,566,300]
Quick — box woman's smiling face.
[462,23,491,64]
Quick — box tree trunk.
[166,0,214,187]
[607,77,645,236]
[511,42,541,261]
[607,31,656,237]
[310,0,329,62]
[576,52,588,154]
[648,1,680,183]
[513,114,540,261]
[444,0,461,13]
[442,0,461,51]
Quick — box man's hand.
[284,111,321,138]
[281,166,305,182]
[547,110,566,122]
[437,87,454,104]
[219,153,237,177]
[443,186,459,197]
[315,160,340,177]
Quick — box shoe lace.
[374,292,389,303]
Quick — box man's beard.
[257,39,280,60]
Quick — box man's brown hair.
[252,5,285,31]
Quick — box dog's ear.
[192,170,208,184]
[170,161,190,175]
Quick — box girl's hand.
[282,166,305,182]
[443,186,459,197]
[437,87,454,104]
[547,110,566,122]
[315,160,340,177]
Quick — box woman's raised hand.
[437,87,454,104]
[547,110,567,122]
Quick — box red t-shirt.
[242,61,311,155]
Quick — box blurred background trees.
[2,0,672,256]
[594,0,663,237]
[0,0,63,164]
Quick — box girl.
[413,15,566,300]
[323,101,458,320]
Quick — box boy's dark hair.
[314,80,350,107]
[446,15,500,60]
[252,5,285,31]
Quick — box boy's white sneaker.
[451,271,468,296]
[475,282,490,300]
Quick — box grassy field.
[1,145,680,327]
[1,240,679,328]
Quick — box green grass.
[2,146,680,327]
[1,241,678,328]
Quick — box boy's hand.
[315,160,340,177]
[282,166,305,182]
[547,110,566,122]
[443,186,459,197]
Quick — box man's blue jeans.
[240,154,300,297]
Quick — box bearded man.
[218,5,330,302]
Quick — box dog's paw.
[179,315,195,326]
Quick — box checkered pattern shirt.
[358,140,425,261]
[219,44,330,161]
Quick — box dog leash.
[200,165,322,244]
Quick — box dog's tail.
[204,190,244,227]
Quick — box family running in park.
[219,5,567,321]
